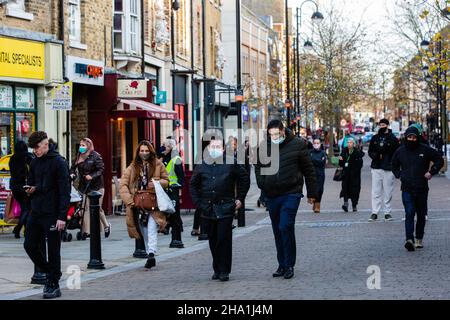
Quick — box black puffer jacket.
[368,129,399,170]
[190,156,250,220]
[255,129,318,199]
[71,151,105,192]
[28,149,71,221]
[392,127,444,193]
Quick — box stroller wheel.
[76,231,82,241]
[67,233,73,242]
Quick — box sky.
[287,0,401,88]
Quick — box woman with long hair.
[120,140,169,269]
[71,138,111,239]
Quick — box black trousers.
[168,189,183,241]
[207,217,233,274]
[24,214,62,283]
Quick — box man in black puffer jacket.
[190,137,250,282]
[368,118,399,222]
[24,131,70,299]
[255,120,317,280]
[392,126,443,252]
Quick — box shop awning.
[113,99,178,120]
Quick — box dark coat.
[255,129,318,199]
[28,149,71,221]
[71,151,105,192]
[368,129,399,171]
[9,151,34,201]
[339,147,364,200]
[310,148,327,199]
[190,156,250,220]
[392,140,443,193]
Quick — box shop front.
[88,73,178,214]
[0,35,62,225]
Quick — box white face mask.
[313,144,321,150]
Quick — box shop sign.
[118,79,147,98]
[0,36,45,81]
[155,90,167,104]
[46,82,73,111]
[66,56,104,86]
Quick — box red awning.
[112,99,178,120]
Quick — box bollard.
[237,200,246,227]
[87,191,105,269]
[30,238,47,284]
[133,238,148,258]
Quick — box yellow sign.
[0,36,45,80]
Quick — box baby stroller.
[60,183,89,242]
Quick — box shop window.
[15,113,35,145]
[0,113,13,157]
[0,85,13,109]
[15,87,35,109]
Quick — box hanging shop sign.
[242,103,249,122]
[118,79,147,98]
[155,90,167,104]
[66,56,104,86]
[0,36,45,81]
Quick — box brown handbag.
[133,190,158,211]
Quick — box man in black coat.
[368,119,399,222]
[255,120,317,280]
[190,137,250,281]
[23,131,70,299]
[392,126,443,252]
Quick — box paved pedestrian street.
[2,162,449,300]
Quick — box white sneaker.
[415,239,423,249]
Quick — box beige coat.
[119,159,169,239]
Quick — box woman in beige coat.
[120,140,169,269]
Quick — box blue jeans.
[402,191,428,241]
[266,193,302,268]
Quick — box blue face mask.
[271,136,285,145]
[79,146,88,154]
[209,149,223,159]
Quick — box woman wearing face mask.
[338,138,364,212]
[310,139,327,213]
[119,140,169,269]
[70,138,111,239]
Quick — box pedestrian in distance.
[190,137,250,282]
[119,140,170,269]
[10,140,34,238]
[392,126,443,251]
[23,131,71,299]
[255,120,317,280]
[368,119,399,222]
[160,138,185,248]
[310,138,327,213]
[339,137,364,213]
[70,138,111,239]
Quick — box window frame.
[68,0,81,43]
[113,0,141,55]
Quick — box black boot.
[43,280,61,299]
[145,253,156,269]
[13,225,21,239]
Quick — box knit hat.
[379,119,389,126]
[405,126,419,138]
[409,123,423,135]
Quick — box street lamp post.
[293,0,323,131]
[171,1,180,123]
